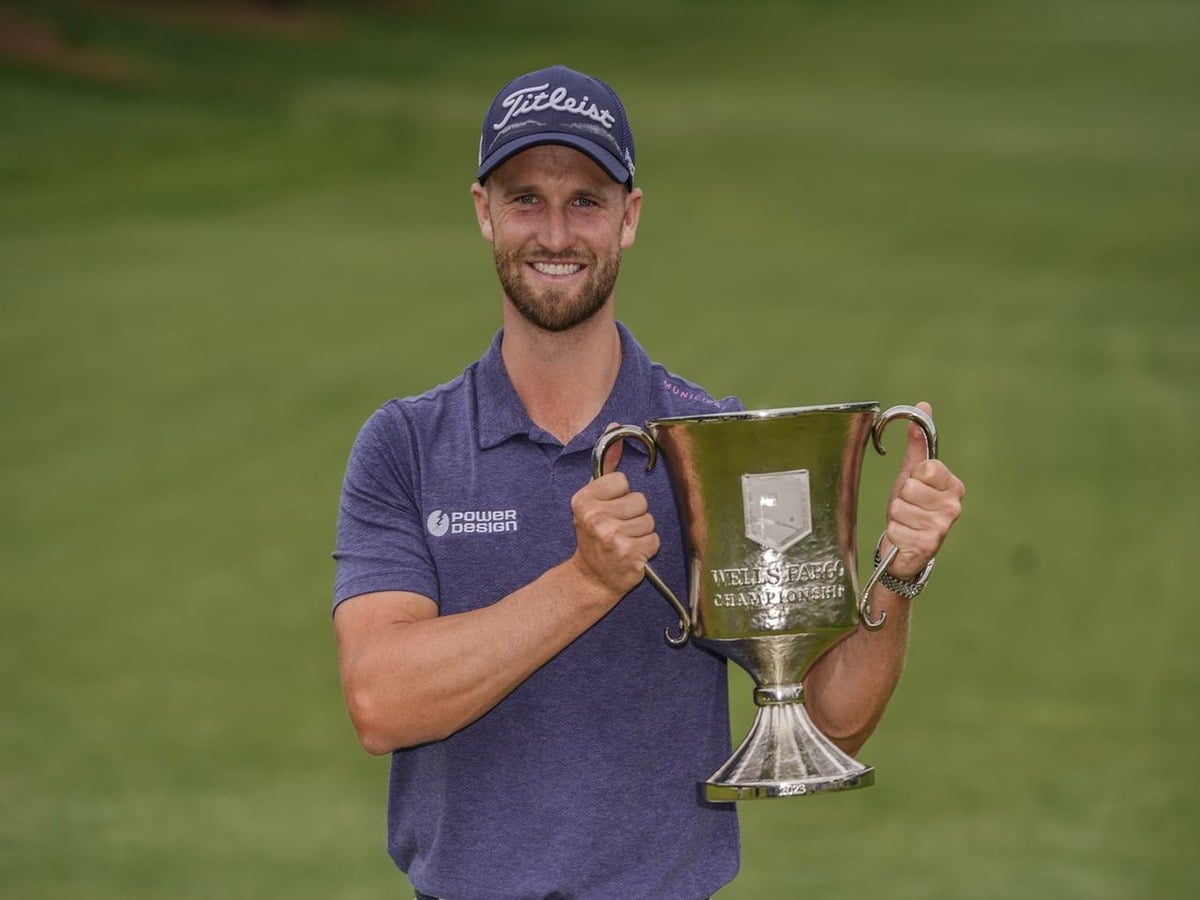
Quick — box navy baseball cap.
[477,65,636,188]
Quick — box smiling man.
[331,65,964,900]
[475,141,637,335]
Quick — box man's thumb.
[901,401,935,475]
[601,422,625,474]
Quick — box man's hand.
[570,470,659,599]
[883,401,965,580]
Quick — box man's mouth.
[530,261,584,277]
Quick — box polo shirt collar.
[475,321,653,458]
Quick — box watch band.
[873,538,935,600]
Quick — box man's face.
[472,145,642,333]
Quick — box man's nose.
[537,206,574,253]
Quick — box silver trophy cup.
[591,402,937,801]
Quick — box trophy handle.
[591,426,691,647]
[859,405,939,630]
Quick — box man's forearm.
[802,585,912,756]
[337,557,621,754]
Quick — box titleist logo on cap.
[493,83,617,133]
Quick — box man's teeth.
[532,262,582,276]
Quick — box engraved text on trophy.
[710,558,846,608]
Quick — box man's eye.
[573,197,596,207]
[516,195,538,205]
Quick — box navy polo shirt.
[334,322,742,900]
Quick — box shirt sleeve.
[331,403,440,612]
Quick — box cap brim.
[477,133,631,186]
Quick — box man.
[333,65,964,900]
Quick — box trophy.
[591,403,937,801]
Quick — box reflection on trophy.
[592,403,937,801]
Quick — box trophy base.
[704,690,874,802]
[705,769,874,802]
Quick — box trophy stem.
[705,683,874,802]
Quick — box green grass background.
[2,1,1197,897]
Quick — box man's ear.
[470,182,494,243]
[620,187,643,250]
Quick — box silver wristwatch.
[873,539,935,600]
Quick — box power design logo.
[426,508,519,537]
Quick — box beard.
[494,245,622,333]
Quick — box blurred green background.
[2,1,1197,897]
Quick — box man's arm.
[334,470,657,754]
[804,402,965,755]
